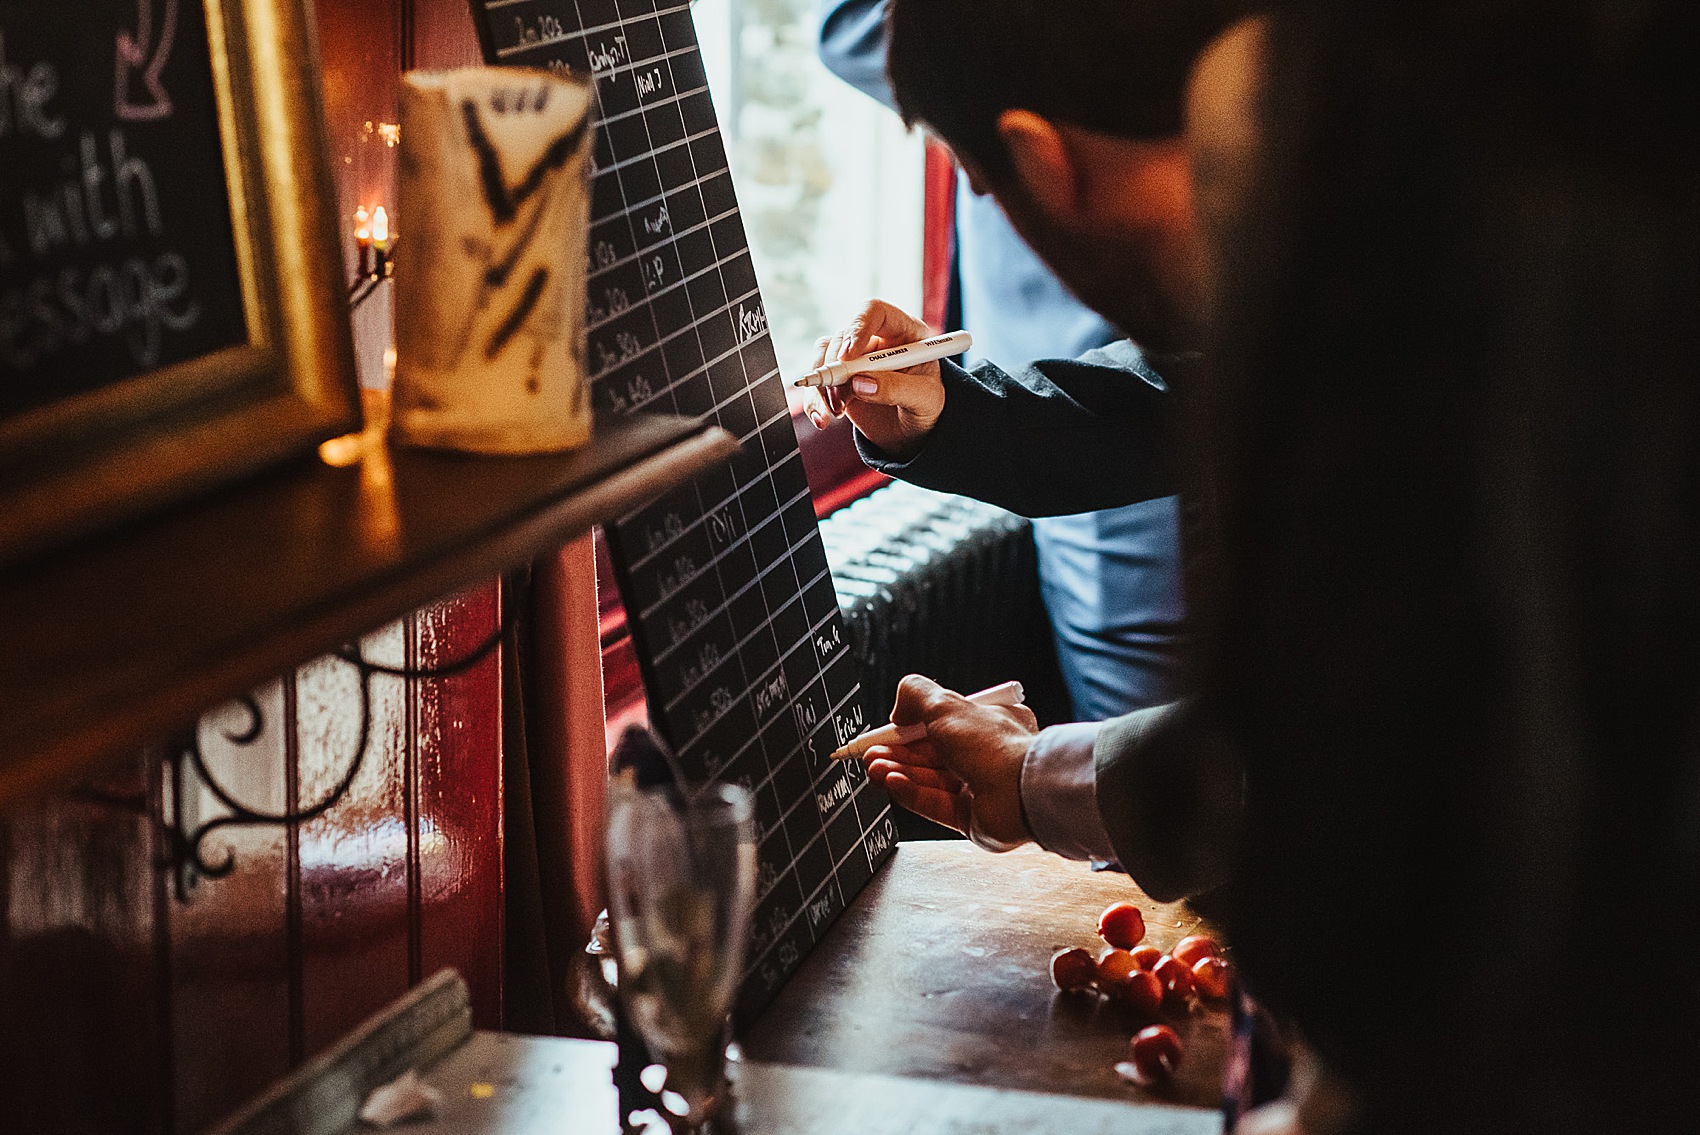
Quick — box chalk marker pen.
[792,330,973,389]
[828,680,1025,761]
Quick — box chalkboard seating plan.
[469,0,896,1021]
[0,0,358,565]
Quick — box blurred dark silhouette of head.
[1206,2,1700,1130]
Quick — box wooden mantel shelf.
[0,412,738,811]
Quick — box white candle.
[390,67,595,454]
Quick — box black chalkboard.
[470,0,896,1025]
[0,0,249,421]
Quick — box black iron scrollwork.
[349,269,390,312]
[348,223,395,310]
[159,611,511,900]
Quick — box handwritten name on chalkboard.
[470,0,896,1025]
[0,0,248,421]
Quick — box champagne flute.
[606,781,756,1131]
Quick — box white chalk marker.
[793,330,973,389]
[828,680,1025,761]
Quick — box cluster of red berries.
[1047,902,1231,1086]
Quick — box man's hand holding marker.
[829,680,1024,761]
[855,675,1041,854]
[800,300,965,461]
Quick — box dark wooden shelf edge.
[0,420,739,813]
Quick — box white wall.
[693,0,924,396]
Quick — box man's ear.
[995,109,1083,220]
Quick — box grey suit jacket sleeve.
[853,340,1175,517]
[1092,701,1243,903]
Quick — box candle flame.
[372,206,390,246]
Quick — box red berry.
[1153,954,1196,1007]
[1096,947,1139,991]
[1172,935,1220,968]
[1117,968,1164,1018]
[1129,1024,1183,1083]
[1097,902,1147,950]
[1050,947,1097,993]
[1129,944,1163,971]
[1191,955,1231,1002]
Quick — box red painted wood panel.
[415,587,506,1028]
[167,592,506,1130]
[531,536,609,960]
[413,0,486,70]
[0,759,168,1135]
[169,685,295,1135]
[921,139,957,333]
[296,632,416,1060]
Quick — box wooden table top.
[210,845,1231,1134]
[742,841,1229,1123]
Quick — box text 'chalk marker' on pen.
[793,330,973,389]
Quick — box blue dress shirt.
[816,0,1185,719]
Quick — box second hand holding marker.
[828,680,1025,761]
[794,330,973,389]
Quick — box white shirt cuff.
[1020,722,1118,862]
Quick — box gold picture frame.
[0,0,359,566]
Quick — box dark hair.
[886,0,1243,181]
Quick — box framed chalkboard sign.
[0,0,358,565]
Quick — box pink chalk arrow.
[115,0,179,122]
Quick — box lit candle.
[372,206,392,276]
[354,205,373,277]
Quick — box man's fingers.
[845,364,943,412]
[837,319,869,363]
[801,337,836,429]
[814,299,939,441]
[881,772,966,834]
[863,739,941,768]
[801,387,833,429]
[890,673,959,727]
[867,758,962,793]
[839,298,931,362]
[844,363,948,442]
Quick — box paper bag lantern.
[391,68,594,453]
